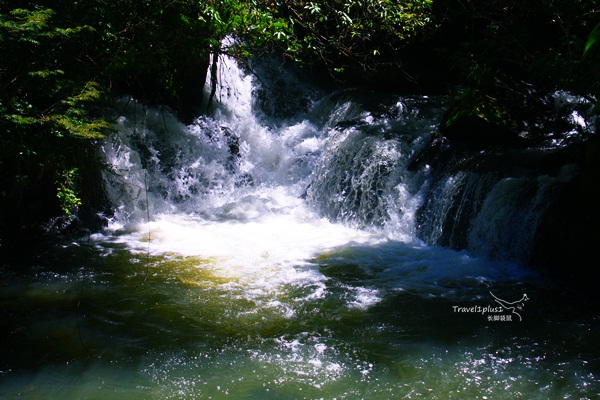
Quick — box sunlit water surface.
[1,217,599,399]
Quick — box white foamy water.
[96,48,535,303]
[97,203,382,275]
[98,51,389,267]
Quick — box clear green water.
[1,237,598,399]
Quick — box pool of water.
[1,225,598,399]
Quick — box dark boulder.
[532,136,600,289]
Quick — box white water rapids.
[95,52,535,298]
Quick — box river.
[0,52,598,399]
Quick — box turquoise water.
[1,235,598,399]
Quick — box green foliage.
[0,6,108,226]
[441,64,521,142]
[438,0,599,140]
[440,0,598,88]
[55,168,82,218]
[50,82,110,139]
[445,90,515,132]
[0,8,106,140]
[67,0,212,113]
[583,23,600,57]
[243,0,435,76]
[0,1,236,225]
[191,0,434,79]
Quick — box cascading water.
[98,51,532,283]
[99,53,583,266]
[94,41,596,302]
[3,51,599,399]
[99,56,385,271]
[305,94,444,241]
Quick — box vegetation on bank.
[0,0,599,243]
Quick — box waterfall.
[305,95,445,242]
[417,165,576,262]
[98,51,589,269]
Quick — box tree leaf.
[583,23,600,57]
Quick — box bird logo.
[489,292,529,321]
